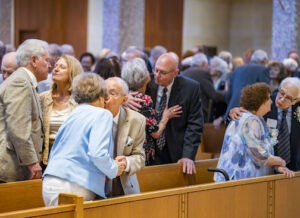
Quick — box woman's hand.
[162,105,182,120]
[275,166,295,178]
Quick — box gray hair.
[282,58,298,72]
[48,43,62,57]
[121,58,148,91]
[106,77,129,95]
[16,39,48,66]
[250,49,268,64]
[61,44,75,56]
[218,51,232,64]
[280,77,300,98]
[150,45,167,62]
[191,53,208,67]
[72,73,106,104]
[210,56,229,75]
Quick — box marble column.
[102,0,145,54]
[271,0,300,61]
[0,0,14,45]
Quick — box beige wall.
[183,0,272,58]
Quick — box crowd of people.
[0,39,299,205]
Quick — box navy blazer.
[265,92,300,171]
[149,75,204,162]
[225,63,270,119]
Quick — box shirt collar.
[22,67,38,88]
[113,109,121,125]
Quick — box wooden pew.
[2,173,300,218]
[0,159,218,213]
[0,193,83,218]
[138,158,218,192]
[196,123,226,160]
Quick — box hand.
[213,116,223,129]
[275,166,295,178]
[27,162,42,179]
[177,158,196,175]
[229,107,246,120]
[163,105,182,120]
[123,92,144,111]
[114,158,126,176]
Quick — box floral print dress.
[214,111,276,182]
[134,92,159,165]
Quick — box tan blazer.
[0,68,44,182]
[40,91,77,165]
[117,107,146,195]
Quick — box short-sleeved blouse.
[214,111,275,182]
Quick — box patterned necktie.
[156,87,168,150]
[277,110,290,164]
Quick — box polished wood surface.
[144,0,183,57]
[1,173,300,218]
[14,0,87,57]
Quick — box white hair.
[282,58,298,72]
[191,53,208,67]
[16,39,48,66]
[280,77,300,98]
[210,56,229,75]
[250,49,268,63]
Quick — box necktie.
[156,87,168,150]
[277,110,290,164]
[113,122,118,158]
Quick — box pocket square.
[125,136,134,146]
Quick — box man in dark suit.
[229,77,300,171]
[148,53,204,174]
[225,49,270,119]
[181,53,225,122]
[265,77,300,171]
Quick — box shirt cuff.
[125,157,130,172]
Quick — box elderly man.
[148,53,203,174]
[0,39,49,182]
[0,52,18,83]
[105,77,146,197]
[229,77,300,171]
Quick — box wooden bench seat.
[0,158,218,213]
[1,173,300,218]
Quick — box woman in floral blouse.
[122,58,182,165]
[214,83,294,182]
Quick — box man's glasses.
[278,88,297,102]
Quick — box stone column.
[102,0,145,54]
[0,0,14,45]
[271,0,300,61]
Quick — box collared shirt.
[156,79,174,111]
[277,107,292,133]
[22,67,38,89]
[114,109,130,172]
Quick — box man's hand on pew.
[177,158,196,175]
[28,162,42,179]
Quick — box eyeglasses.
[107,91,125,98]
[278,88,297,102]
[154,68,173,76]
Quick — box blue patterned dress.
[214,111,275,182]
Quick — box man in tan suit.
[0,39,50,182]
[105,77,146,196]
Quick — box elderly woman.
[40,55,83,168]
[268,61,287,92]
[214,83,294,182]
[42,73,125,206]
[121,57,182,165]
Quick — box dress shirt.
[277,107,292,133]
[155,79,174,111]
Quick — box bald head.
[1,52,18,80]
[154,53,179,87]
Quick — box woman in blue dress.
[214,83,294,182]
